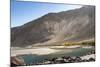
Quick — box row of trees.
[63,41,95,46]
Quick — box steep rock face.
[11,6,95,47]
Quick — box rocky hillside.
[11,6,95,47]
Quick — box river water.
[16,46,95,65]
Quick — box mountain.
[11,6,95,47]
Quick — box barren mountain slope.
[11,6,95,47]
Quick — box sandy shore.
[49,45,81,49]
[11,47,61,56]
[11,45,92,56]
[11,45,79,56]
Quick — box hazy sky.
[11,0,82,27]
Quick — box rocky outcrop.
[11,56,25,66]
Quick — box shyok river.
[11,46,95,65]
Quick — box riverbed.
[11,45,95,65]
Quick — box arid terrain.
[11,5,95,66]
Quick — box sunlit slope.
[11,6,95,47]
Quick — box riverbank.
[11,45,95,66]
[11,45,86,56]
[11,53,95,66]
[11,48,61,56]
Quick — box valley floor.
[11,45,95,66]
[11,45,83,56]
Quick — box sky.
[11,0,82,27]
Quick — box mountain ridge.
[11,6,95,47]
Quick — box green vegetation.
[63,40,95,46]
[32,40,95,47]
[81,41,95,46]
